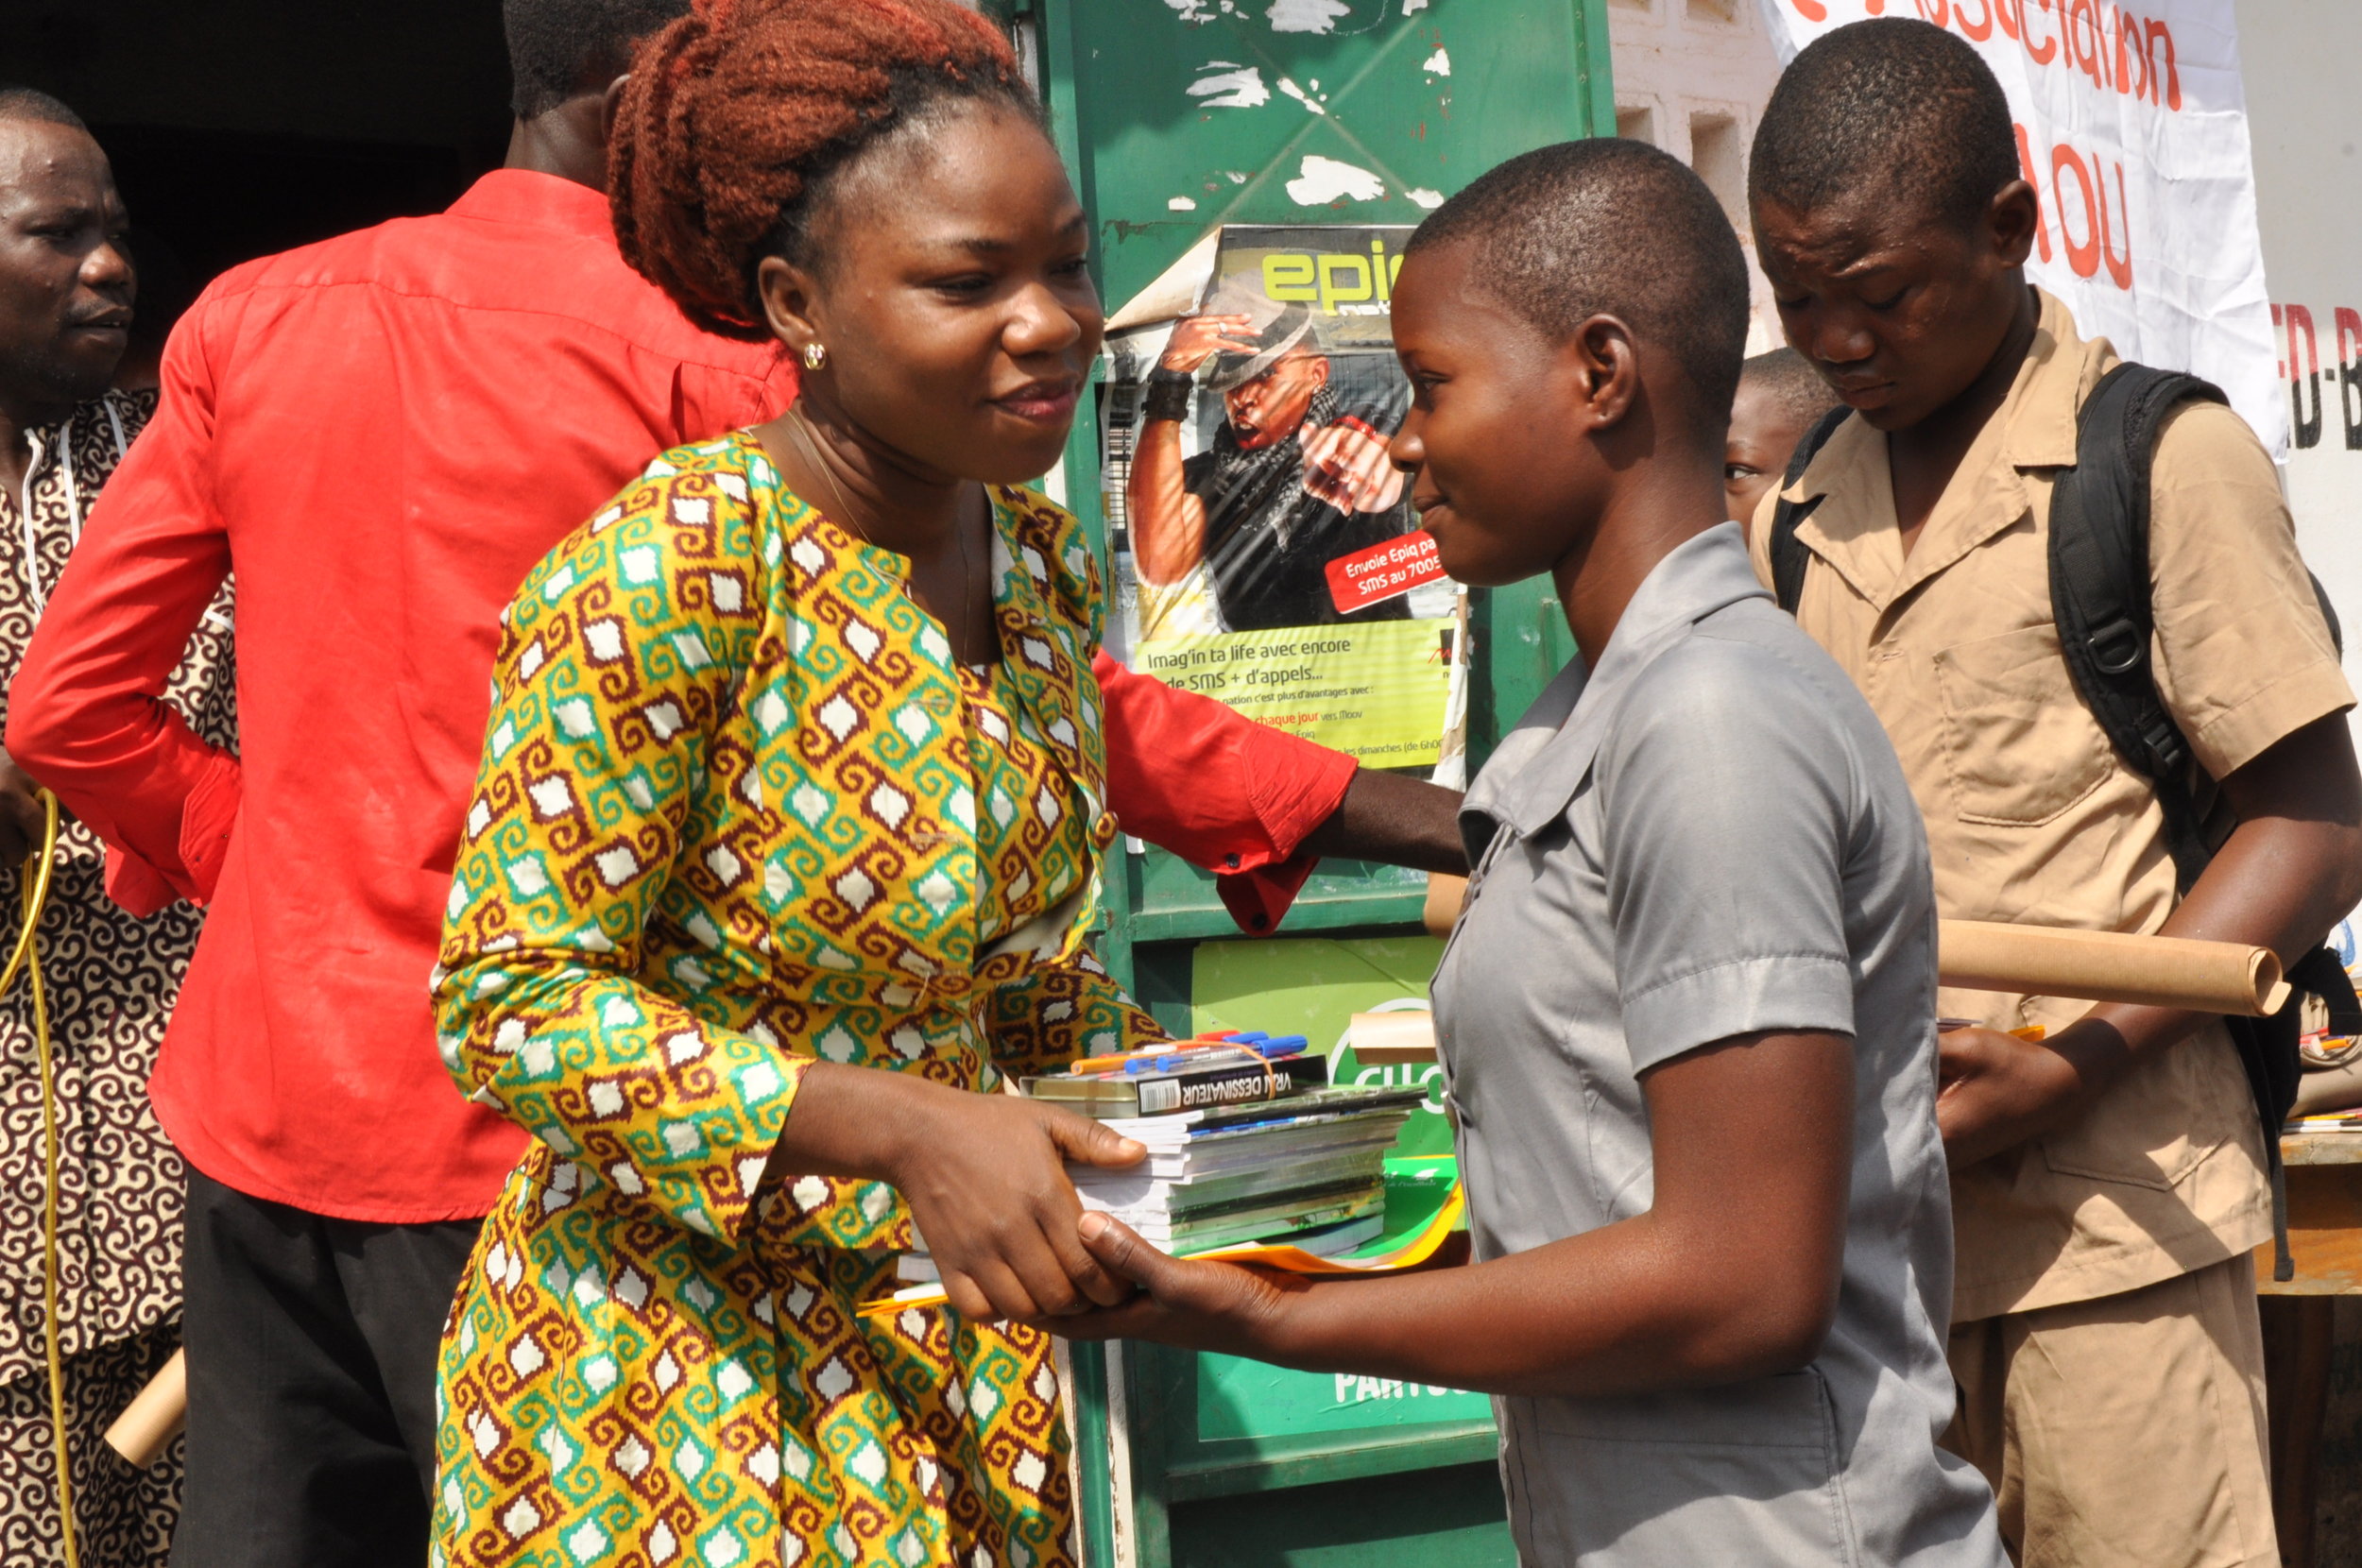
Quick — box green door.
[1010,3,1615,1561]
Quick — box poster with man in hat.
[1103,225,1457,772]
[1128,269,1414,631]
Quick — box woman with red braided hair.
[426,3,1167,1563]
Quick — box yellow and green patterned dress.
[429,432,1163,1568]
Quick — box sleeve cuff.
[103,845,178,918]
[493,1017,805,1247]
[640,1033,803,1245]
[1216,853,1321,936]
[2186,658,2356,780]
[1620,954,1856,1076]
[175,750,243,903]
[1095,650,1358,878]
[1215,729,1352,935]
[1244,732,1358,864]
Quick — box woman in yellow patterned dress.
[427,5,1168,1563]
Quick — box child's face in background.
[1723,378,1814,541]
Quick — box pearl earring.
[802,342,829,370]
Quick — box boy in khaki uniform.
[1746,21,2362,1568]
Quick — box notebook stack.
[1019,1031,1331,1118]
[1068,1082,1429,1257]
[891,1038,1432,1285]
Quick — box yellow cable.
[11,792,76,1568]
[0,787,56,994]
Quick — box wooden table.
[2262,1132,2362,1292]
[2253,1133,2362,1568]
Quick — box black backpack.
[1768,364,2360,1280]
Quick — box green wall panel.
[1190,934,1448,1154]
[1168,1464,1517,1568]
[1196,1355,1491,1443]
[1056,0,1616,313]
[1032,4,1612,1562]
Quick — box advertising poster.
[1101,225,1458,772]
[1754,0,2283,457]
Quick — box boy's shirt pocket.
[1933,621,2114,828]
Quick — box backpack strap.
[2047,362,2226,893]
[2050,362,2358,1281]
[1767,404,1854,615]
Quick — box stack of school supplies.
[1019,1031,1330,1118]
[871,1164,1465,1317]
[2286,1109,2362,1133]
[882,1080,1446,1311]
[1070,1082,1429,1256]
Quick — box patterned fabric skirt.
[435,1234,1075,1568]
[0,1321,183,1568]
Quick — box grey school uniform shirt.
[1431,524,2004,1567]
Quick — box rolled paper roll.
[1939,921,2290,1017]
[1422,873,1467,940]
[1350,1010,1438,1065]
[102,1348,185,1469]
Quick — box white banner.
[1754,0,2284,459]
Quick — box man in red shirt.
[5,4,1460,1563]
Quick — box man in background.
[0,86,234,1568]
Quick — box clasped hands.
[1017,1014,2108,1354]
[880,1070,1347,1347]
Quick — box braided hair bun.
[610,0,1036,340]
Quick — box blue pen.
[1131,1047,1263,1073]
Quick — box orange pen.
[1068,1031,1259,1074]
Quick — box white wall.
[1602,0,1788,353]
[2238,0,2362,679]
[2242,1,2362,949]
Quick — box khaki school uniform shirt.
[1751,290,2353,1321]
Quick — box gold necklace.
[787,409,984,664]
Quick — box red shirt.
[8,169,1353,1222]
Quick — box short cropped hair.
[504,0,688,119]
[1751,18,2018,232]
[0,86,88,132]
[1407,137,1752,420]
[1739,348,1840,426]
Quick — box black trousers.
[173,1168,481,1568]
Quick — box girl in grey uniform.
[1052,140,2006,1567]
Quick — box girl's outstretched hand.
[1029,1212,1307,1354]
